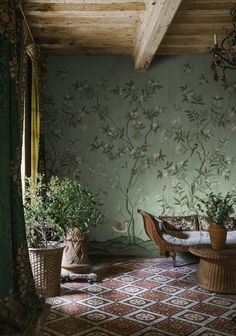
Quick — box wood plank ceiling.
[25,0,236,71]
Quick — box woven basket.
[29,246,64,297]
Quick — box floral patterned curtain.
[0,1,44,334]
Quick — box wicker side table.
[189,244,236,294]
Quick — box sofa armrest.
[138,209,162,239]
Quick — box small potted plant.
[198,192,235,249]
[24,174,64,297]
[47,176,103,273]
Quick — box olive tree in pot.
[47,177,103,273]
[24,174,64,297]
[198,192,235,249]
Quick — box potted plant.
[198,192,235,249]
[47,176,103,273]
[24,174,64,297]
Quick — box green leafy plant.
[24,174,103,247]
[47,176,103,237]
[198,192,235,225]
[24,174,63,248]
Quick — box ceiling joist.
[25,0,236,70]
[26,0,145,11]
[134,0,183,72]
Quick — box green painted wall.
[45,55,236,256]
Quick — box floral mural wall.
[45,55,236,256]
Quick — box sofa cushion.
[198,217,236,231]
[198,217,210,231]
[161,230,236,246]
[225,218,236,231]
[160,216,199,231]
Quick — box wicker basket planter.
[29,246,64,297]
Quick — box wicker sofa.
[138,209,236,267]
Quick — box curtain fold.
[0,1,44,334]
[26,44,47,184]
[31,68,40,186]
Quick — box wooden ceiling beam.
[134,0,183,72]
[161,34,225,45]
[173,10,232,24]
[27,16,138,26]
[32,27,135,37]
[26,10,141,17]
[33,30,134,45]
[29,21,135,28]
[180,0,236,10]
[26,0,145,11]
[38,40,132,49]
[158,46,210,55]
[37,39,132,47]
[168,23,232,36]
[40,44,132,55]
[35,38,133,46]
[25,0,236,58]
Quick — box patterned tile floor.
[41,256,236,336]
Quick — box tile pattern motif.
[42,257,236,336]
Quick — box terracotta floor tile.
[54,303,91,316]
[101,317,146,336]
[46,317,91,335]
[44,256,236,336]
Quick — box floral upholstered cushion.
[159,216,199,231]
[198,217,210,231]
[225,218,236,231]
[161,230,236,246]
[199,216,236,231]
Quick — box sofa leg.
[170,252,176,267]
[160,248,170,258]
[159,247,166,257]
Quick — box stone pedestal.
[61,229,91,273]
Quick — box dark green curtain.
[0,1,43,334]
